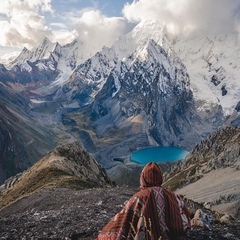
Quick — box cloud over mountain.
[122,0,240,35]
[73,10,131,54]
[1,0,240,64]
[0,0,131,62]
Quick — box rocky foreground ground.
[0,186,239,240]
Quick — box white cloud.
[73,10,131,52]
[0,0,53,49]
[122,0,240,35]
[52,29,76,45]
[50,9,131,51]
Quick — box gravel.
[0,186,239,240]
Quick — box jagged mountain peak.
[110,20,173,62]
[8,37,58,69]
[118,38,189,97]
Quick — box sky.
[0,0,240,64]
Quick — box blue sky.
[51,0,127,17]
[0,0,240,63]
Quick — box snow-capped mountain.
[92,38,198,147]
[8,37,57,70]
[58,21,240,116]
[61,21,183,107]
[99,21,240,116]
[0,20,239,173]
[5,21,239,117]
[4,37,103,95]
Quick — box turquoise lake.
[130,146,189,164]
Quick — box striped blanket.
[97,162,190,240]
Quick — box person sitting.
[97,162,191,240]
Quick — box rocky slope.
[163,126,240,218]
[0,141,112,211]
[0,83,56,184]
[0,186,240,240]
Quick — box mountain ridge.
[0,141,112,211]
[163,126,240,218]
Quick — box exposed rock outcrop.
[164,126,240,187]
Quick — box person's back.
[97,162,191,240]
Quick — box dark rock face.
[230,116,240,126]
[0,84,56,184]
[235,101,240,112]
[221,84,228,96]
[211,75,221,86]
[62,52,113,108]
[0,186,239,240]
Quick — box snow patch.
[112,76,121,97]
[30,99,48,104]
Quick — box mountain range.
[0,20,239,182]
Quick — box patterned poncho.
[97,162,190,240]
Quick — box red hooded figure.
[97,162,191,240]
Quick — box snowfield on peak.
[74,20,240,116]
[8,37,57,70]
[173,33,240,115]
